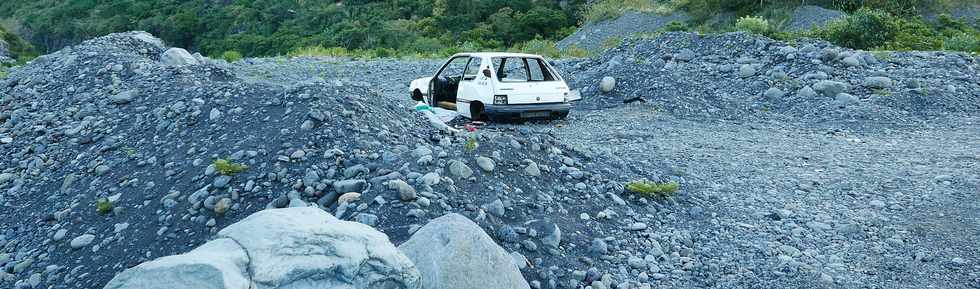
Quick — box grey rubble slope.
[0,32,657,289]
[557,11,692,53]
[0,31,431,288]
[559,32,980,127]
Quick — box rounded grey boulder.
[599,76,616,93]
[398,213,531,289]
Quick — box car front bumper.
[484,103,571,119]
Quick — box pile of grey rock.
[0,31,664,289]
[557,32,980,127]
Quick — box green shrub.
[944,33,980,52]
[735,16,770,35]
[512,38,561,58]
[96,198,113,215]
[214,159,248,175]
[0,67,7,79]
[220,50,242,62]
[662,21,691,32]
[626,180,679,198]
[883,17,943,51]
[815,8,899,50]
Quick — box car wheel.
[411,90,423,102]
[469,102,486,121]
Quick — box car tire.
[469,102,486,121]
[411,90,423,102]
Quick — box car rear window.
[492,57,556,82]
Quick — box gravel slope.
[1,31,978,289]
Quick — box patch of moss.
[214,159,248,175]
[626,180,679,198]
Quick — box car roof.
[451,52,546,59]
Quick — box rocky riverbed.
[0,31,978,289]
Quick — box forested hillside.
[0,0,976,61]
[0,0,584,58]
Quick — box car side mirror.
[482,69,491,78]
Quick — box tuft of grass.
[735,16,770,35]
[600,37,624,51]
[626,180,679,198]
[96,198,113,215]
[288,46,354,58]
[220,50,243,62]
[561,45,591,58]
[583,0,689,23]
[214,159,248,176]
[0,67,7,79]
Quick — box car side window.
[494,57,528,82]
[528,58,546,81]
[462,57,482,81]
[438,57,469,79]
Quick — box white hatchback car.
[410,53,579,120]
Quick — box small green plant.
[464,137,478,151]
[943,33,980,53]
[600,37,624,51]
[96,198,113,215]
[220,50,243,62]
[626,180,679,198]
[120,146,137,158]
[214,159,248,175]
[735,16,770,35]
[0,67,7,79]
[872,88,892,96]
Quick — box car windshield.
[492,57,556,82]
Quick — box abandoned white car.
[410,53,579,120]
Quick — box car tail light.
[494,95,508,105]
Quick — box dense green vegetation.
[0,0,976,62]
[0,26,38,63]
[591,0,979,54]
[0,0,586,58]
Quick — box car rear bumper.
[484,103,571,119]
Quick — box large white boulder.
[216,207,420,289]
[160,47,200,66]
[103,238,251,289]
[103,207,421,289]
[398,213,530,289]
